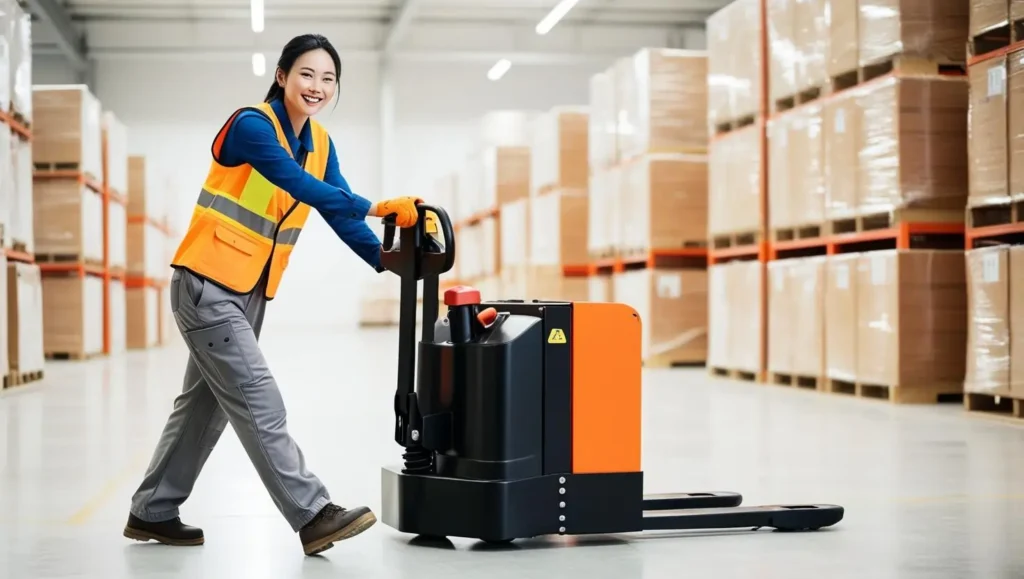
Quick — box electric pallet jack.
[376,204,844,544]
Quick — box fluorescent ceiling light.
[487,59,511,81]
[251,0,264,32]
[252,52,266,76]
[536,0,579,35]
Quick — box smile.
[302,95,322,104]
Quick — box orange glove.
[371,196,423,227]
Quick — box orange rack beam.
[966,221,1024,248]
[568,247,709,276]
[768,221,966,260]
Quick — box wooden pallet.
[643,354,704,369]
[964,391,1024,423]
[828,54,965,99]
[770,223,823,243]
[772,84,825,114]
[36,253,105,267]
[45,351,106,361]
[768,372,822,391]
[824,378,962,404]
[969,22,1012,59]
[827,208,964,235]
[713,113,757,136]
[708,366,758,382]
[4,369,43,389]
[965,196,1024,229]
[711,230,762,250]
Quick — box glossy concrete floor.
[2,326,1024,579]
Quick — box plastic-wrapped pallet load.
[0,124,10,246]
[7,261,44,378]
[823,89,859,222]
[707,263,731,370]
[964,246,1011,396]
[795,0,827,93]
[127,285,159,349]
[769,257,825,379]
[969,55,1008,206]
[31,86,102,179]
[827,0,859,80]
[0,0,10,115]
[706,0,763,130]
[768,113,796,231]
[529,107,589,194]
[9,1,29,124]
[613,267,707,365]
[621,153,707,255]
[709,126,761,242]
[109,278,127,354]
[855,250,967,401]
[730,260,764,375]
[824,253,858,384]
[971,0,1009,49]
[41,275,104,358]
[528,190,589,302]
[481,146,529,211]
[127,155,160,222]
[10,136,32,253]
[617,48,708,161]
[1010,49,1024,199]
[108,192,127,272]
[588,68,618,172]
[858,0,968,67]
[32,181,104,262]
[767,0,797,104]
[855,76,969,217]
[791,103,825,228]
[586,165,623,259]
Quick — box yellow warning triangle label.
[548,328,566,344]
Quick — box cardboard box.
[588,67,618,171]
[856,250,967,396]
[0,4,11,114]
[768,0,797,102]
[1014,0,1024,23]
[587,166,623,258]
[827,0,859,78]
[9,2,29,121]
[127,286,159,349]
[10,137,32,252]
[794,103,826,226]
[709,126,762,237]
[707,0,763,128]
[971,0,1009,43]
[7,261,44,374]
[708,263,731,369]
[824,89,860,220]
[858,0,969,67]
[33,180,104,261]
[110,278,127,354]
[102,111,129,197]
[1009,246,1024,398]
[856,76,969,215]
[769,256,826,377]
[965,246,1012,395]
[31,86,102,178]
[1009,48,1024,197]
[768,112,796,230]
[969,55,1009,204]
[730,260,764,374]
[0,127,11,246]
[614,267,707,363]
[618,48,708,160]
[530,107,589,193]
[500,197,529,270]
[481,146,530,210]
[621,153,707,253]
[109,196,127,272]
[530,189,588,267]
[41,275,104,357]
[795,0,828,91]
[127,221,168,280]
[767,260,793,374]
[825,253,858,381]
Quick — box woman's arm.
[218,110,374,220]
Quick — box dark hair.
[265,34,342,105]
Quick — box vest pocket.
[213,225,260,256]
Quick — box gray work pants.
[129,267,330,531]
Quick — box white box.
[10,137,31,252]
[8,261,44,374]
[9,1,28,121]
[109,200,127,271]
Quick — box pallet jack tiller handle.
[379,203,455,451]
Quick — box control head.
[379,203,455,280]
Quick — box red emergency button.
[476,307,498,327]
[444,285,481,306]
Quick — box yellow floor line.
[66,450,149,526]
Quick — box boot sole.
[123,526,205,546]
[303,511,377,556]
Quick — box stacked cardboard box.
[768,103,825,234]
[8,260,45,377]
[707,0,762,131]
[709,126,762,241]
[767,0,827,105]
[767,256,825,379]
[708,260,763,374]
[104,112,129,273]
[858,0,968,69]
[528,190,590,301]
[615,268,708,365]
[41,275,104,358]
[824,250,967,401]
[963,245,1024,399]
[32,178,103,262]
[126,156,167,349]
[8,1,31,124]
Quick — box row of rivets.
[558,477,567,534]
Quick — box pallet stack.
[103,111,129,355]
[962,0,1024,421]
[709,0,975,405]
[125,155,171,349]
[31,85,107,361]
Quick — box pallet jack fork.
[376,204,844,544]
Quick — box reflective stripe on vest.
[198,188,302,246]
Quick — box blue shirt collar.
[269,97,315,154]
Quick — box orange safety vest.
[171,102,329,299]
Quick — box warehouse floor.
[1,327,1023,578]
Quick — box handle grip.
[416,203,455,273]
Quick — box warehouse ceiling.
[30,0,727,79]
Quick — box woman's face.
[278,48,337,117]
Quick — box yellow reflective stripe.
[237,170,277,219]
[197,188,277,239]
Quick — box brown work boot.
[299,503,377,556]
[123,513,204,546]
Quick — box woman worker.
[121,34,421,557]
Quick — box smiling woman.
[119,32,426,558]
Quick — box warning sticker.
[548,328,567,344]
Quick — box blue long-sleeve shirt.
[215,98,383,271]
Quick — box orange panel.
[571,302,642,474]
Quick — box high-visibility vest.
[171,101,329,299]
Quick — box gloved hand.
[371,196,423,227]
